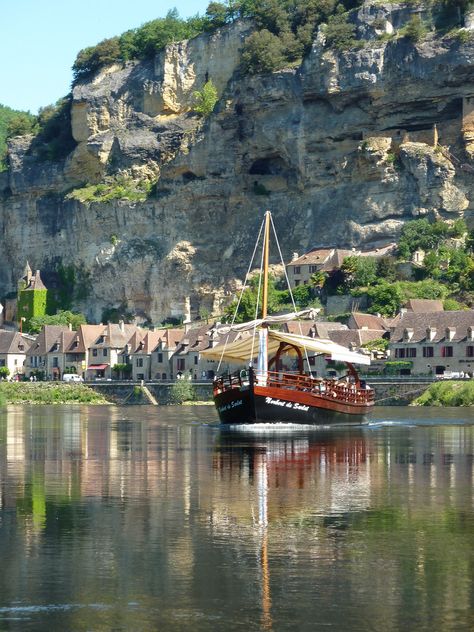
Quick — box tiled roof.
[288,249,334,267]
[391,311,474,343]
[175,324,216,355]
[329,329,386,349]
[152,328,185,352]
[26,325,71,356]
[283,321,317,337]
[25,270,47,291]
[348,312,389,331]
[313,321,347,339]
[0,331,32,354]
[405,299,444,313]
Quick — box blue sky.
[1,0,208,114]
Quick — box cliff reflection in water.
[0,406,473,631]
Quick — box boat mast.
[261,211,271,319]
[257,211,271,386]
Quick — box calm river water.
[0,405,473,631]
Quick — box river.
[0,405,473,631]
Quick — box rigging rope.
[216,216,265,373]
[269,213,312,371]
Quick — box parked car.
[63,374,83,382]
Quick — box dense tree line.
[71,1,365,82]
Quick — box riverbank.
[413,380,474,406]
[0,382,109,405]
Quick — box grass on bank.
[413,381,474,406]
[0,382,109,405]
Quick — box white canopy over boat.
[201,329,371,366]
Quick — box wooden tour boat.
[202,211,375,424]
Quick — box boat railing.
[213,369,250,394]
[265,371,375,405]
[214,369,374,405]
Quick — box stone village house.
[389,310,474,376]
[0,331,32,379]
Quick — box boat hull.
[214,384,371,425]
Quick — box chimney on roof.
[292,252,299,261]
[119,320,125,333]
[68,323,72,331]
[446,327,455,341]
[403,328,414,342]
[426,326,436,342]
[468,326,474,342]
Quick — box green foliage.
[376,256,398,282]
[112,363,132,378]
[342,255,378,288]
[0,382,108,404]
[398,219,450,260]
[6,111,39,138]
[169,380,196,404]
[362,338,389,352]
[324,10,357,51]
[384,361,413,375]
[66,175,155,204]
[366,282,403,317]
[33,98,76,161]
[242,29,286,73]
[28,311,86,334]
[18,288,48,331]
[395,279,449,301]
[0,367,10,379]
[414,381,474,407]
[0,105,38,170]
[193,80,219,117]
[224,273,320,323]
[401,15,428,43]
[70,1,363,81]
[72,9,204,82]
[443,297,466,310]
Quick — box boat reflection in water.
[212,426,371,631]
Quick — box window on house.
[194,356,198,365]
[53,357,59,367]
[441,346,453,358]
[295,279,300,287]
[0,360,5,367]
[158,353,163,363]
[467,346,474,358]
[293,266,301,275]
[137,373,144,380]
[162,373,167,380]
[309,356,315,366]
[103,349,108,357]
[136,358,143,367]
[309,265,318,273]
[395,348,406,358]
[177,358,185,371]
[407,348,417,358]
[93,349,98,357]
[423,347,434,358]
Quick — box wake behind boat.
[202,211,374,424]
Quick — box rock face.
[1,4,474,324]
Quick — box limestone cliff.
[1,4,474,324]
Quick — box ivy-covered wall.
[17,288,48,329]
